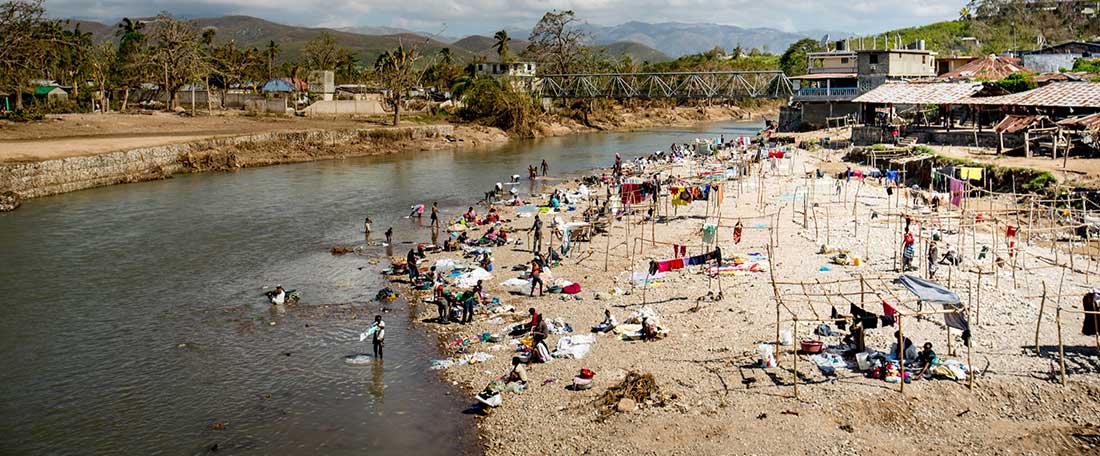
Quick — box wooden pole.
[793,317,799,399]
[1035,281,1046,352]
[898,314,906,394]
[976,270,982,326]
[1057,307,1067,385]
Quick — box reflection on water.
[0,120,760,454]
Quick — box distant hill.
[451,35,531,59]
[74,15,476,65]
[594,41,671,63]
[580,21,846,57]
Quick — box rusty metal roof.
[994,114,1046,133]
[962,82,1100,107]
[853,82,984,104]
[1057,112,1100,128]
[936,55,1032,81]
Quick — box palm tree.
[493,30,511,63]
[959,7,972,22]
[266,40,280,79]
[439,47,454,65]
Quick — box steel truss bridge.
[537,71,793,100]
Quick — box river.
[0,120,761,455]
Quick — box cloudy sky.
[47,0,965,36]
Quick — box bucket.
[856,352,871,371]
[853,256,862,266]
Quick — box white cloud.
[45,0,965,36]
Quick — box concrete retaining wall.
[303,98,387,116]
[0,125,454,203]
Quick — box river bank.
[0,104,770,211]
[390,141,1100,455]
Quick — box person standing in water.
[541,159,549,176]
[364,217,373,242]
[369,315,385,359]
[430,202,440,228]
[384,227,393,245]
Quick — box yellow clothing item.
[960,167,983,180]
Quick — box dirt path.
[0,112,382,163]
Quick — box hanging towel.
[943,302,971,346]
[949,178,964,207]
[832,306,847,330]
[669,258,685,270]
[960,167,983,180]
[850,304,879,329]
[702,223,718,244]
[882,300,897,317]
[886,170,899,181]
[656,260,674,272]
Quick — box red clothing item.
[904,232,914,246]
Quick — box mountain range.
[70,15,842,67]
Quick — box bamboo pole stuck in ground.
[1035,281,1047,353]
[793,317,799,400]
[899,314,906,394]
[1057,307,1067,385]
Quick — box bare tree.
[148,13,204,111]
[88,42,115,112]
[525,10,588,75]
[374,45,421,126]
[304,32,341,70]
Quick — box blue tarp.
[261,79,296,93]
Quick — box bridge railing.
[537,71,793,100]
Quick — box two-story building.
[781,41,937,131]
[473,61,541,92]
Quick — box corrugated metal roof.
[937,55,1032,81]
[789,72,857,80]
[1057,112,1100,128]
[994,114,1046,133]
[852,82,983,104]
[961,82,1100,108]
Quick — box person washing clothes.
[267,286,286,305]
[406,249,420,280]
[360,315,385,359]
[409,204,424,218]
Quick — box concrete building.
[783,41,937,131]
[474,61,540,92]
[1020,41,1100,73]
[856,45,938,91]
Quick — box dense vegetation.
[865,0,1100,55]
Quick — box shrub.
[871,143,888,151]
[458,77,537,136]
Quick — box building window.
[869,54,879,64]
[922,56,926,64]
[841,57,849,64]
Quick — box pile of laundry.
[707,252,769,276]
[552,334,596,359]
[430,352,493,370]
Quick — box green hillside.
[866,2,1100,55]
[594,41,672,64]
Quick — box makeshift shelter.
[262,78,308,93]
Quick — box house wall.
[1022,54,1078,73]
[858,52,936,77]
[302,97,386,116]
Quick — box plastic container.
[856,352,871,371]
[800,340,824,354]
[779,329,794,346]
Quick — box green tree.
[374,45,421,125]
[994,72,1035,93]
[88,41,115,112]
[114,17,147,111]
[0,0,63,110]
[493,29,511,63]
[778,38,824,76]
